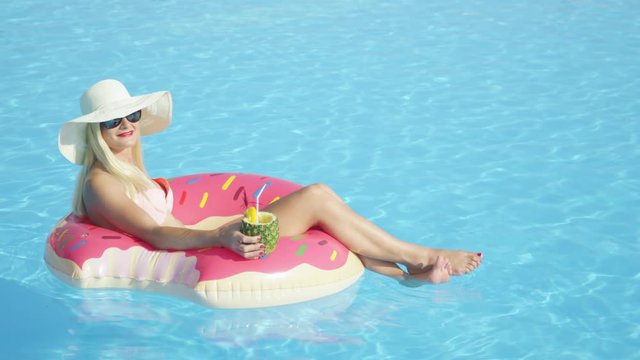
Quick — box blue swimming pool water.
[1,0,639,358]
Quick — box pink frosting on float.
[47,173,352,282]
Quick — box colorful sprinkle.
[330,250,337,261]
[197,247,212,253]
[269,196,281,204]
[58,236,73,251]
[318,240,328,246]
[199,192,209,208]
[56,229,69,244]
[290,235,305,241]
[187,177,201,185]
[222,175,236,190]
[233,186,246,201]
[295,243,308,256]
[71,240,87,251]
[253,182,271,198]
[179,191,186,205]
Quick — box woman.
[59,79,482,285]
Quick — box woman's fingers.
[218,222,264,259]
[239,234,261,245]
[235,233,264,259]
[238,243,264,258]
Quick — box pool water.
[1,0,639,358]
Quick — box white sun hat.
[58,79,172,164]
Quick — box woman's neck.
[112,148,136,165]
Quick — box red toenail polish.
[477,252,483,257]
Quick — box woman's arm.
[83,172,264,258]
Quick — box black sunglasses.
[101,110,142,129]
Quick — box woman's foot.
[402,256,451,285]
[408,249,482,276]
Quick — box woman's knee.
[306,183,343,202]
[302,183,328,201]
[304,183,339,202]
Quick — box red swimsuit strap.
[152,178,171,196]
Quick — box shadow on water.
[12,279,368,357]
[8,272,475,357]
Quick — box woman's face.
[99,112,141,157]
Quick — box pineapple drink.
[241,207,280,255]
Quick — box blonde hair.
[72,122,155,216]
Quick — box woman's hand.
[217,222,264,259]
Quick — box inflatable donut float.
[44,173,364,308]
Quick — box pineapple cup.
[240,211,280,255]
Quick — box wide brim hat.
[58,79,172,164]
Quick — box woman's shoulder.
[84,167,125,197]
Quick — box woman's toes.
[469,254,481,267]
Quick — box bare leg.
[357,255,406,280]
[410,256,451,284]
[358,255,451,285]
[265,183,481,275]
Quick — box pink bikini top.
[133,178,174,225]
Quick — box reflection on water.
[50,280,364,357]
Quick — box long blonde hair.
[72,122,155,216]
